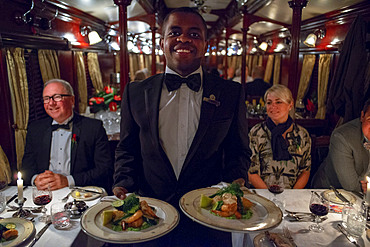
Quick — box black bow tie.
[165,73,201,92]
[51,120,72,131]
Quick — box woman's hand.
[248,173,268,189]
[360,180,367,193]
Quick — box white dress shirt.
[159,67,203,179]
[31,114,75,187]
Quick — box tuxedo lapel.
[70,114,81,174]
[182,72,221,170]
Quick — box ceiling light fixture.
[80,26,102,45]
[303,29,325,47]
[258,40,272,51]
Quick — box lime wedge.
[101,210,114,226]
[200,194,213,208]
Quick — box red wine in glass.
[33,195,52,206]
[268,184,284,195]
[310,203,329,216]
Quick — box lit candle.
[17,171,23,204]
[366,176,370,204]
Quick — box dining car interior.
[0,0,370,246]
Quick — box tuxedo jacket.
[22,113,113,190]
[244,78,272,99]
[113,72,251,205]
[312,118,370,192]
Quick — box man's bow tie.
[165,73,201,92]
[51,121,72,131]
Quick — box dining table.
[1,186,370,247]
[0,186,106,247]
[232,189,370,247]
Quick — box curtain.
[316,54,332,119]
[296,54,316,106]
[264,55,274,83]
[87,53,104,92]
[258,55,263,66]
[5,47,29,170]
[0,146,11,184]
[251,55,258,74]
[247,55,253,76]
[115,53,120,73]
[273,54,281,85]
[38,49,60,83]
[75,51,88,114]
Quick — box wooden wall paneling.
[0,48,16,172]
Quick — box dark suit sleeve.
[222,84,251,182]
[22,123,39,185]
[72,120,113,190]
[113,83,142,192]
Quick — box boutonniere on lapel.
[71,134,78,148]
[203,94,220,107]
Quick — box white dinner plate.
[0,217,35,247]
[71,186,104,201]
[179,187,282,233]
[322,189,356,205]
[80,197,179,244]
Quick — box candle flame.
[367,176,370,183]
[17,171,22,180]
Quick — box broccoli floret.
[121,194,140,214]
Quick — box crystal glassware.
[33,186,52,222]
[266,174,285,205]
[309,191,329,232]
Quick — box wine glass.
[33,186,53,222]
[309,191,329,232]
[266,174,285,205]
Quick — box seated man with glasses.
[22,79,113,192]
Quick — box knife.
[330,186,351,204]
[73,187,103,195]
[6,194,17,205]
[28,221,52,247]
[337,223,360,247]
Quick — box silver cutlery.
[72,187,103,195]
[337,223,360,247]
[28,220,52,247]
[283,227,297,247]
[330,186,351,204]
[61,191,72,202]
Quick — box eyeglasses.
[42,94,72,104]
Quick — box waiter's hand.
[232,178,245,187]
[113,187,128,200]
[34,170,68,190]
[360,180,367,193]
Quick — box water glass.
[341,202,354,228]
[346,203,367,239]
[0,193,5,214]
[51,202,71,230]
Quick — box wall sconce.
[259,40,272,51]
[81,26,102,45]
[303,29,325,47]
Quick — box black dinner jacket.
[22,113,113,190]
[114,71,251,205]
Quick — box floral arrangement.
[71,134,77,147]
[89,86,121,113]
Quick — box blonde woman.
[248,85,311,189]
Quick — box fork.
[283,227,297,247]
[61,191,72,202]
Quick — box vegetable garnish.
[102,194,159,232]
[200,183,254,219]
[0,223,18,243]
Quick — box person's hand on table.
[34,170,68,190]
[232,178,245,187]
[360,180,367,193]
[113,187,128,200]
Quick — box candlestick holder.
[12,198,31,218]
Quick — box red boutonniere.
[72,134,77,147]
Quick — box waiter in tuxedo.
[22,79,113,191]
[112,7,251,246]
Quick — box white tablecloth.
[232,189,370,247]
[0,186,104,247]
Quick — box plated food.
[180,185,282,233]
[254,232,295,247]
[0,218,35,247]
[321,189,356,205]
[200,183,254,219]
[80,196,179,244]
[71,186,103,201]
[102,194,159,231]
